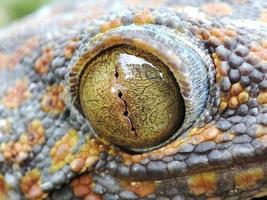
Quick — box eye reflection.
[118,53,163,80]
[79,45,185,151]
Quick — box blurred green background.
[0,0,51,27]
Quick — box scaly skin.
[0,0,267,199]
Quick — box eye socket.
[68,23,213,153]
[79,45,185,150]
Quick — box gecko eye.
[68,24,213,152]
[79,45,185,150]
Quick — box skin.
[0,0,267,200]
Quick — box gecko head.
[36,6,266,199]
[68,9,214,152]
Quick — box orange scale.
[73,185,90,198]
[65,49,76,57]
[85,156,99,168]
[52,144,68,159]
[28,185,43,200]
[2,79,30,109]
[109,19,122,31]
[133,10,155,25]
[208,36,221,46]
[71,175,93,198]
[71,179,79,187]
[224,30,237,37]
[260,40,267,48]
[22,144,31,152]
[257,92,267,104]
[230,83,244,96]
[70,158,85,172]
[210,28,224,38]
[65,44,78,59]
[250,41,262,52]
[84,193,102,200]
[17,152,28,163]
[190,135,205,145]
[100,22,112,33]
[0,175,8,199]
[89,147,100,155]
[202,127,221,141]
[77,150,90,158]
[187,172,218,196]
[228,96,239,109]
[148,152,165,161]
[251,51,266,62]
[50,130,80,171]
[226,133,236,141]
[238,91,249,104]
[219,101,228,112]
[257,51,267,61]
[80,176,92,185]
[163,146,178,156]
[234,168,264,190]
[27,120,45,146]
[214,133,225,144]
[198,29,211,40]
[122,181,156,198]
[255,125,267,138]
[41,85,65,115]
[131,154,143,163]
[124,158,133,166]
[34,48,54,75]
[14,143,22,151]
[20,169,47,200]
[197,34,204,41]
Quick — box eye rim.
[67,23,215,152]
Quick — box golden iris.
[79,45,184,150]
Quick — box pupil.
[79,45,184,150]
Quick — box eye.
[79,44,185,150]
[68,21,213,152]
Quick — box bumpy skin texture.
[0,0,267,200]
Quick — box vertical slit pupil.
[115,71,119,78]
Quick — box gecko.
[0,0,267,199]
